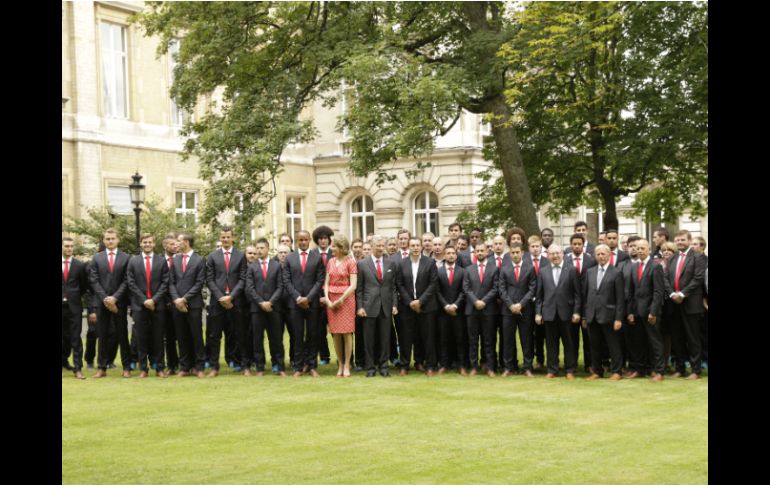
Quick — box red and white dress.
[326,256,358,334]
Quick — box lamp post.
[129,172,146,254]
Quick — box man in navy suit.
[169,233,207,378]
[283,230,325,377]
[62,237,89,379]
[205,226,248,377]
[605,229,630,268]
[535,244,582,380]
[664,230,707,379]
[463,242,499,376]
[126,234,170,378]
[498,242,537,377]
[528,235,550,370]
[89,229,131,378]
[245,238,285,376]
[436,246,467,374]
[565,233,597,373]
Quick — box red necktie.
[262,260,268,279]
[609,251,615,267]
[496,257,501,268]
[167,256,173,269]
[447,265,454,285]
[145,256,152,298]
[108,251,115,272]
[533,258,539,275]
[473,253,478,265]
[674,252,686,292]
[224,251,231,293]
[402,251,408,258]
[63,260,70,282]
[575,256,581,274]
[637,261,644,283]
[515,264,520,283]
[321,251,327,266]
[478,263,484,283]
[301,251,307,273]
[182,254,188,273]
[376,258,383,282]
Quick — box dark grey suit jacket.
[355,256,398,318]
[89,250,131,307]
[245,259,283,312]
[282,249,325,309]
[396,255,438,313]
[627,259,664,318]
[206,248,247,315]
[535,263,581,321]
[462,262,499,316]
[126,253,170,312]
[437,264,466,311]
[498,260,537,312]
[62,258,88,315]
[663,249,706,315]
[169,252,206,309]
[582,264,625,324]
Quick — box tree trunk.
[601,193,619,231]
[487,95,541,237]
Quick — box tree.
[136,1,542,236]
[492,1,708,229]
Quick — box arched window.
[350,195,375,240]
[413,191,439,236]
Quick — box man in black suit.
[274,243,293,370]
[535,244,582,380]
[626,239,666,381]
[583,244,626,381]
[89,229,131,378]
[62,237,89,379]
[396,238,439,375]
[161,235,180,375]
[498,242,537,377]
[311,225,334,365]
[169,233,207,378]
[389,228,412,366]
[356,235,399,377]
[691,236,708,368]
[605,229,630,268]
[463,242,499,377]
[205,226,248,377]
[665,230,707,379]
[283,230,325,377]
[489,236,507,372]
[436,246,467,374]
[573,221,596,257]
[126,234,170,378]
[565,233,597,373]
[528,235,550,370]
[245,238,285,376]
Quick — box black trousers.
[671,305,703,375]
[251,309,285,371]
[207,308,244,371]
[398,309,437,370]
[588,320,623,376]
[85,325,97,365]
[279,306,294,365]
[290,307,320,371]
[236,305,254,369]
[133,307,166,372]
[701,309,708,363]
[391,314,401,363]
[640,314,665,374]
[624,318,648,374]
[534,314,546,365]
[223,313,239,366]
[162,304,179,370]
[503,311,533,372]
[96,305,130,371]
[413,315,425,367]
[129,321,139,364]
[496,318,505,370]
[569,323,592,372]
[174,308,206,372]
[438,312,467,370]
[354,315,365,367]
[62,305,83,371]
[62,307,72,366]
[317,308,330,361]
[467,313,497,371]
[544,317,577,375]
[364,311,392,372]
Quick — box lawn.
[62,335,707,485]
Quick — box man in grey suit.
[535,244,582,380]
[583,244,625,381]
[463,242,499,377]
[356,235,398,377]
[664,230,707,379]
[498,242,537,377]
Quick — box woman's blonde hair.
[332,235,350,257]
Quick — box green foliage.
[62,196,216,257]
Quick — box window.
[175,190,198,225]
[286,196,304,237]
[107,186,132,215]
[413,192,439,236]
[168,39,190,126]
[350,195,374,240]
[100,22,128,118]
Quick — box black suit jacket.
[535,263,581,321]
[356,256,398,317]
[437,264,466,311]
[462,261,499,316]
[245,259,283,312]
[497,260,537,312]
[62,258,88,315]
[396,256,438,313]
[627,259,664,318]
[583,264,625,324]
[663,249,706,315]
[169,252,206,309]
[456,250,474,269]
[126,254,170,311]
[89,250,131,307]
[282,249,325,309]
[609,249,630,268]
[310,247,332,298]
[584,242,596,257]
[206,248,247,315]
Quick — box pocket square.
[387,269,392,272]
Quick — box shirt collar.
[641,256,651,265]
[106,248,117,255]
[142,252,154,258]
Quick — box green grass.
[62,337,708,484]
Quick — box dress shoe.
[157,370,167,378]
[625,371,640,379]
[502,371,514,377]
[487,370,496,377]
[122,370,131,378]
[545,373,556,379]
[671,372,683,378]
[426,370,435,377]
[608,373,622,381]
[278,371,287,377]
[293,371,302,378]
[586,374,600,381]
[687,373,700,380]
[380,369,390,377]
[139,371,148,378]
[391,359,400,367]
[459,368,468,376]
[651,374,664,382]
[208,370,219,378]
[366,370,376,378]
[566,373,576,381]
[177,370,190,377]
[319,359,330,366]
[166,369,177,376]
[93,370,106,378]
[310,369,320,377]
[74,371,86,380]
[196,371,205,378]
[243,369,252,377]
[438,367,447,375]
[524,370,534,378]
[354,366,364,372]
[415,363,426,372]
[399,368,408,376]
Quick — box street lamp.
[129,172,146,254]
